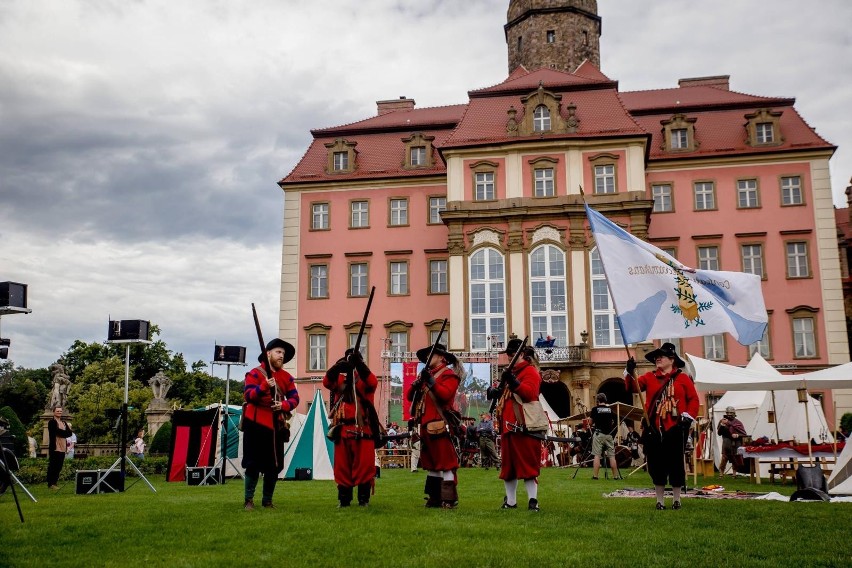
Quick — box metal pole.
[220,365,231,484]
[121,344,129,480]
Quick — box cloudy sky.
[1,0,850,372]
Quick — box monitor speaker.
[214,345,246,364]
[0,282,27,309]
[108,320,150,341]
[186,466,221,486]
[295,467,312,481]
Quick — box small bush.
[150,421,172,454]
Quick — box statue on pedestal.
[46,363,71,410]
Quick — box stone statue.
[46,363,71,410]
[148,371,173,401]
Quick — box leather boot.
[357,483,371,506]
[440,480,458,509]
[338,485,353,508]
[424,476,442,508]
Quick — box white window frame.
[534,167,555,197]
[389,331,408,355]
[348,332,368,362]
[311,203,329,230]
[533,105,551,132]
[529,245,567,348]
[792,317,816,358]
[308,333,327,371]
[590,248,624,347]
[786,242,809,278]
[389,261,409,295]
[333,151,349,171]
[389,198,408,226]
[410,146,426,166]
[349,263,368,297]
[310,264,328,298]
[475,171,495,201]
[748,325,771,359]
[652,184,673,212]
[737,179,759,208]
[694,181,716,210]
[429,197,446,224]
[781,176,803,205]
[351,201,369,228]
[697,246,719,271]
[741,244,764,278]
[469,247,506,351]
[429,259,448,294]
[671,128,688,149]
[704,334,726,360]
[594,164,616,194]
[756,122,774,144]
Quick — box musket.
[329,287,375,422]
[408,318,447,418]
[488,336,529,416]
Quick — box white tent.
[691,353,852,391]
[693,353,835,474]
[279,390,334,480]
[827,441,852,495]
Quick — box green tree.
[841,412,852,435]
[149,421,172,454]
[0,406,28,457]
[0,367,49,428]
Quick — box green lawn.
[2,468,850,567]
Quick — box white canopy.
[690,352,852,391]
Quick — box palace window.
[529,244,567,348]
[594,164,616,194]
[309,264,328,299]
[704,334,726,361]
[389,198,408,226]
[748,324,771,359]
[745,108,783,147]
[402,132,435,169]
[737,179,760,208]
[324,138,357,174]
[307,332,327,371]
[590,248,624,347]
[475,171,495,201]
[350,200,369,228]
[671,128,688,149]
[533,105,551,132]
[661,113,698,152]
[410,146,426,166]
[694,181,716,210]
[534,167,555,197]
[347,332,368,362]
[741,244,765,278]
[781,176,803,206]
[652,184,673,212]
[429,259,448,294]
[697,246,719,271]
[792,315,816,358]
[389,261,409,295]
[786,241,810,278]
[470,247,506,351]
[429,196,446,224]
[311,202,329,230]
[349,263,368,297]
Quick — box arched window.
[469,248,506,351]
[529,244,567,347]
[533,105,551,132]
[590,248,624,347]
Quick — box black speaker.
[76,470,124,494]
[295,467,312,481]
[214,345,246,364]
[108,320,150,341]
[0,282,27,309]
[186,466,221,485]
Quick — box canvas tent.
[209,403,243,478]
[827,441,852,495]
[279,390,334,480]
[691,353,837,474]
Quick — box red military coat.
[406,364,460,472]
[498,359,543,481]
[323,368,378,439]
[243,365,299,430]
[630,368,699,433]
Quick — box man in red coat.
[242,338,299,510]
[406,343,460,508]
[488,338,543,511]
[323,349,379,507]
[625,342,698,510]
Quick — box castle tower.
[505,0,601,73]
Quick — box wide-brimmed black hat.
[415,342,457,365]
[644,342,685,369]
[501,338,524,356]
[258,338,295,364]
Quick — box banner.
[401,362,420,421]
[585,204,768,346]
[166,407,220,482]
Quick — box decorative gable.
[401,132,435,169]
[324,138,358,174]
[744,108,784,147]
[660,113,699,152]
[517,83,569,136]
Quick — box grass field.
[2,467,851,568]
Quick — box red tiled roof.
[620,85,788,113]
[443,85,644,149]
[312,104,467,135]
[281,128,455,184]
[469,66,614,96]
[632,105,833,161]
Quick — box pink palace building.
[277,0,850,426]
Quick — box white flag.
[585,204,768,346]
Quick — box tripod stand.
[0,434,36,523]
[90,341,156,493]
[208,361,246,485]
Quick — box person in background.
[476,412,500,470]
[66,431,77,460]
[407,418,421,473]
[129,429,145,459]
[242,338,299,510]
[717,406,748,477]
[46,405,73,489]
[625,342,698,511]
[590,393,620,480]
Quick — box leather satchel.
[512,394,549,432]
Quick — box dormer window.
[533,105,551,132]
[324,138,357,174]
[660,114,698,152]
[402,132,434,169]
[546,30,556,43]
[756,123,774,144]
[410,146,426,166]
[745,108,783,147]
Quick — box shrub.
[841,412,852,435]
[0,406,28,457]
[150,422,172,454]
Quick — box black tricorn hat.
[644,342,685,369]
[258,338,295,364]
[501,338,524,356]
[415,343,457,365]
